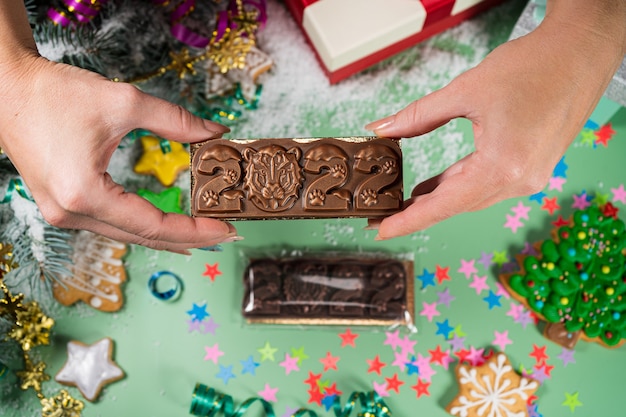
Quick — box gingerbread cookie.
[53,231,127,312]
[499,203,626,348]
[446,352,538,417]
[55,337,124,402]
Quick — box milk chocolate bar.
[242,255,415,326]
[190,137,403,220]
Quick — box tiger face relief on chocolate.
[190,137,403,220]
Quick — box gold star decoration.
[133,135,190,187]
[8,301,54,351]
[16,354,50,393]
[165,48,203,79]
[40,389,84,417]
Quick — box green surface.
[2,0,626,416]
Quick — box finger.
[375,157,501,239]
[115,83,230,143]
[364,83,466,138]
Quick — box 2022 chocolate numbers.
[190,137,403,219]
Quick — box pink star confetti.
[457,259,478,279]
[258,384,279,402]
[572,192,591,210]
[203,343,224,364]
[373,381,390,397]
[383,330,402,350]
[319,352,340,372]
[612,184,626,204]
[391,351,408,371]
[492,330,513,352]
[466,346,486,366]
[495,282,511,299]
[397,335,417,356]
[511,201,532,220]
[506,302,524,320]
[279,353,300,375]
[469,275,490,295]
[548,176,567,191]
[504,213,524,233]
[419,301,441,322]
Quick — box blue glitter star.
[405,357,419,376]
[552,156,568,178]
[216,364,236,385]
[240,355,260,376]
[529,191,546,204]
[187,302,210,322]
[322,394,337,411]
[483,290,502,309]
[435,319,454,339]
[416,268,436,289]
[584,119,599,130]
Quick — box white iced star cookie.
[446,352,538,417]
[55,337,124,402]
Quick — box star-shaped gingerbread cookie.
[55,337,124,402]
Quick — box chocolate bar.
[242,255,415,326]
[190,137,403,220]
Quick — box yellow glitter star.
[16,354,50,393]
[41,389,84,417]
[0,242,18,279]
[0,281,24,319]
[209,28,253,73]
[166,48,200,79]
[133,136,189,187]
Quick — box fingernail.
[363,219,382,231]
[167,248,192,256]
[197,245,224,252]
[365,115,395,134]
[203,120,230,138]
[220,235,244,244]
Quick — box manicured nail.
[220,235,244,244]
[203,120,230,138]
[365,115,395,133]
[197,245,224,252]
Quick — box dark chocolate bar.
[242,255,414,326]
[190,137,403,220]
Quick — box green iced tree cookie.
[507,204,626,347]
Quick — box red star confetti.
[435,265,451,284]
[551,215,570,228]
[324,382,342,396]
[307,387,324,405]
[411,378,431,398]
[529,344,549,366]
[385,373,404,394]
[202,263,222,282]
[428,345,448,366]
[454,348,471,364]
[319,352,340,372]
[541,197,560,215]
[304,371,322,388]
[338,328,359,347]
[602,202,619,219]
[595,123,616,147]
[366,355,386,375]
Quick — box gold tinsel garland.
[0,243,85,417]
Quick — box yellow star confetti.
[133,136,190,187]
[0,281,24,319]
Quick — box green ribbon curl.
[189,384,392,417]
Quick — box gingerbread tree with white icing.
[501,203,626,348]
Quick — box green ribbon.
[1,178,34,204]
[189,384,392,417]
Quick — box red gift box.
[284,0,505,84]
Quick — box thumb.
[127,85,230,143]
[365,85,465,138]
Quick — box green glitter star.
[592,192,610,206]
[257,341,277,362]
[579,128,597,147]
[290,346,309,365]
[562,391,583,412]
[451,324,466,338]
[492,250,509,266]
[137,187,184,214]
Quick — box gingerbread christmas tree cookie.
[446,352,538,417]
[500,203,626,348]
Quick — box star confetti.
[279,353,300,375]
[257,342,277,362]
[319,352,339,372]
[435,265,450,284]
[338,328,358,347]
[366,355,386,375]
[202,263,222,282]
[457,259,477,279]
[419,301,440,322]
[133,135,189,187]
[562,391,583,412]
[411,379,430,398]
[203,343,224,364]
[215,364,236,385]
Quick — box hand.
[365,1,626,239]
[0,53,235,252]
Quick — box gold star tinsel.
[41,390,85,417]
[0,280,25,320]
[8,300,54,351]
[16,354,50,393]
[208,28,253,73]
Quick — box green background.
[2,0,626,416]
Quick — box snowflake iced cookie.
[446,352,538,417]
[55,337,124,402]
[53,231,128,312]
